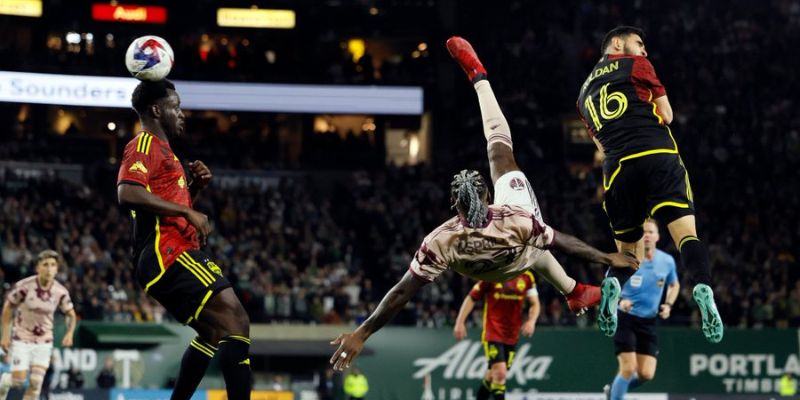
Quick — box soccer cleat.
[693,283,724,343]
[565,282,601,315]
[603,384,611,400]
[446,36,488,83]
[598,277,621,337]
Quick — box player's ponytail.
[451,170,489,228]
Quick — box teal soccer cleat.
[693,283,724,343]
[598,277,621,337]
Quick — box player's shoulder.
[654,249,676,264]
[15,275,38,287]
[523,270,536,285]
[425,216,462,241]
[123,131,160,155]
[52,280,70,293]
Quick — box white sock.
[532,252,577,294]
[474,80,513,150]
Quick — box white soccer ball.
[125,35,174,81]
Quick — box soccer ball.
[125,35,174,81]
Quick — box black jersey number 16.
[583,83,628,131]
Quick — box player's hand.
[607,252,640,270]
[188,160,213,190]
[185,209,211,246]
[453,323,467,340]
[658,303,672,319]
[62,334,73,348]
[330,332,366,372]
[0,335,9,353]
[619,299,633,313]
[522,320,535,337]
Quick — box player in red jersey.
[328,38,639,372]
[454,272,539,400]
[576,26,723,343]
[117,80,250,400]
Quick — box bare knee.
[490,364,507,384]
[619,361,637,379]
[638,368,655,381]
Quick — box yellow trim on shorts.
[194,289,215,320]
[184,253,218,280]
[176,254,212,286]
[190,339,215,358]
[227,335,251,344]
[649,201,689,217]
[183,253,215,283]
[602,127,679,191]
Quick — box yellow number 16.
[584,83,628,131]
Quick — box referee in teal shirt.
[605,219,680,400]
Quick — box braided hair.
[450,170,489,228]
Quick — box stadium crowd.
[0,0,798,330]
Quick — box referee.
[604,219,679,400]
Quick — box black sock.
[490,382,506,400]
[607,264,636,287]
[679,237,712,285]
[218,335,252,400]
[476,379,491,400]
[171,337,216,400]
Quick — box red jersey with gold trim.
[117,131,198,268]
[469,271,537,345]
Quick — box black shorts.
[483,341,517,368]
[603,153,695,242]
[136,246,231,324]
[613,312,658,357]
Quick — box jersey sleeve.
[5,282,26,306]
[632,57,666,99]
[523,271,538,297]
[666,255,679,285]
[526,217,555,249]
[409,239,448,282]
[58,289,74,313]
[468,282,488,300]
[117,135,159,188]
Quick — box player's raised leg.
[666,215,723,343]
[447,36,518,184]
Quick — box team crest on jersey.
[128,161,148,174]
[516,278,526,292]
[207,261,223,276]
[178,176,186,188]
[509,177,526,191]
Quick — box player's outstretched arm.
[330,271,428,371]
[550,230,640,269]
[118,183,211,245]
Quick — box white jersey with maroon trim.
[409,204,554,283]
[5,275,73,344]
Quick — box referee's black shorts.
[136,246,231,324]
[603,152,695,242]
[613,312,659,357]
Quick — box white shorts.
[493,170,543,221]
[9,341,52,371]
